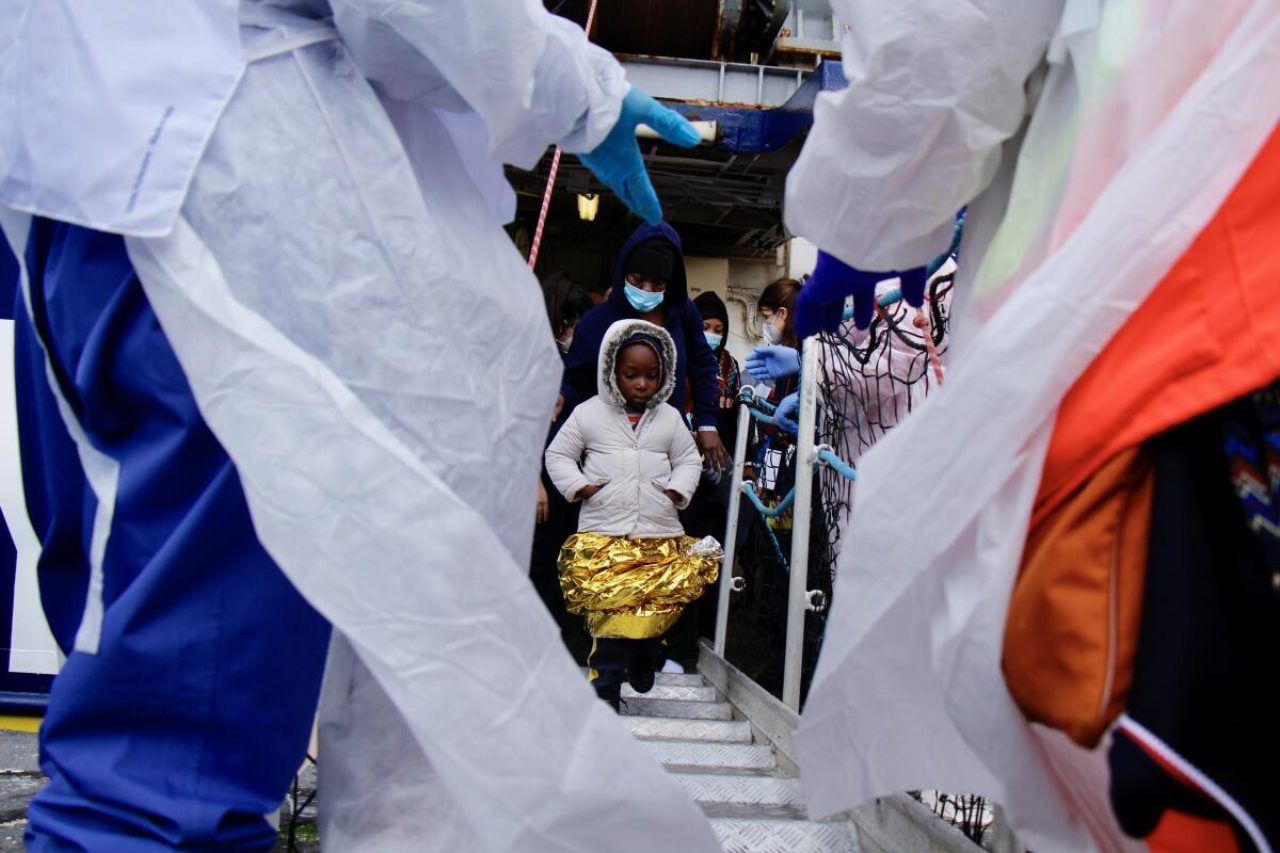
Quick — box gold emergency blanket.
[558,533,720,639]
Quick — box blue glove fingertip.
[633,87,701,148]
[667,113,702,148]
[638,200,663,226]
[899,267,928,309]
[853,293,876,330]
[648,108,701,148]
[820,300,843,335]
[796,283,836,340]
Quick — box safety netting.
[724,267,954,703]
[811,267,955,588]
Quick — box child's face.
[616,343,661,407]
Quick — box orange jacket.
[1034,121,1280,524]
[1015,121,1280,853]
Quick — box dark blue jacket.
[559,222,718,429]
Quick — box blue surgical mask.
[624,282,665,313]
[704,332,723,350]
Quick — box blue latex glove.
[579,88,701,224]
[774,392,799,434]
[796,251,928,339]
[744,345,801,383]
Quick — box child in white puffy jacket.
[546,319,718,711]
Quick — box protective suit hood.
[597,319,677,409]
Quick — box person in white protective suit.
[782,0,1280,851]
[0,2,727,851]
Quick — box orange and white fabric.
[786,0,1280,850]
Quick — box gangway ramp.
[617,645,981,853]
[624,669,857,852]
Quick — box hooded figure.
[692,291,730,346]
[691,290,741,436]
[559,223,720,433]
[545,320,718,711]
[548,319,702,541]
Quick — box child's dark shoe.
[628,665,655,694]
[627,640,662,694]
[595,681,622,712]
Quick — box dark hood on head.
[692,292,730,345]
[609,221,688,317]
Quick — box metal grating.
[644,740,776,771]
[622,684,718,702]
[622,696,734,720]
[674,773,805,808]
[622,717,753,743]
[710,818,859,853]
[655,672,707,688]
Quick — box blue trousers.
[16,219,331,851]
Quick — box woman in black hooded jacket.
[691,290,742,451]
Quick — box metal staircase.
[621,669,860,852]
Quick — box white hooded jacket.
[546,320,702,539]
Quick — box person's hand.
[535,479,549,524]
[843,268,928,324]
[578,88,701,224]
[553,394,565,422]
[576,482,608,501]
[744,345,801,383]
[719,393,734,409]
[774,392,800,434]
[664,488,683,505]
[696,430,731,475]
[796,251,927,338]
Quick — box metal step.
[673,773,804,808]
[654,671,705,688]
[622,696,733,720]
[643,740,775,771]
[700,802,809,821]
[622,717,752,743]
[622,683,718,702]
[582,669,706,689]
[711,818,859,853]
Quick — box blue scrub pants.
[16,219,331,851]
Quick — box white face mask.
[761,319,781,345]
[557,334,573,354]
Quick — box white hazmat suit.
[785,0,1280,850]
[0,1,723,850]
